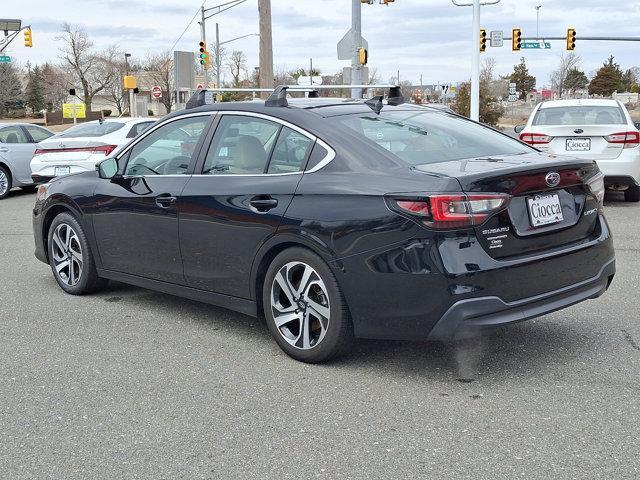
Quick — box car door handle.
[250,196,278,212]
[0,147,8,153]
[155,195,177,208]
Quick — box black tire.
[625,185,640,202]
[262,247,354,363]
[0,165,12,200]
[47,212,108,295]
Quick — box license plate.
[565,138,591,151]
[54,166,70,176]
[527,193,564,227]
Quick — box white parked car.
[31,118,156,183]
[516,99,640,202]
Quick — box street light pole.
[536,4,542,39]
[216,23,221,90]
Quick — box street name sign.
[521,40,551,49]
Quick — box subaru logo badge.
[574,128,584,134]
[545,172,561,188]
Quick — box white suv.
[517,99,640,202]
[31,118,155,183]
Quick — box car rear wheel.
[47,212,108,295]
[625,185,640,202]
[263,247,353,363]
[0,166,11,199]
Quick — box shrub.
[147,109,154,116]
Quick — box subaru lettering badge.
[545,172,561,188]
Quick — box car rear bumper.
[597,148,640,185]
[427,257,615,340]
[32,174,55,185]
[335,214,615,341]
[30,158,98,184]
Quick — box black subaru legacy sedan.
[32,87,615,363]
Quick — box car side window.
[24,125,53,142]
[202,115,281,175]
[124,116,210,176]
[126,122,154,139]
[267,127,313,174]
[0,126,29,144]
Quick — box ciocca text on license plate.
[527,193,564,227]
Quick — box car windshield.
[57,121,125,138]
[338,110,531,166]
[533,105,626,126]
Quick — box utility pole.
[258,0,273,98]
[535,4,542,38]
[350,0,362,99]
[200,6,209,87]
[215,23,221,90]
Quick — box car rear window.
[338,111,531,166]
[533,105,626,126]
[57,122,125,138]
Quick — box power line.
[169,0,207,53]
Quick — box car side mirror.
[97,157,119,179]
[514,124,525,134]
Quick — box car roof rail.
[185,84,402,109]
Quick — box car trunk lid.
[34,138,118,162]
[413,153,602,258]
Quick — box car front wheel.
[47,212,107,295]
[263,247,353,363]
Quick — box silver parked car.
[0,123,54,199]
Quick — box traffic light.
[358,47,368,65]
[480,29,487,52]
[198,41,209,67]
[24,28,32,47]
[566,27,576,51]
[512,28,522,51]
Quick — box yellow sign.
[62,103,86,119]
[123,75,137,90]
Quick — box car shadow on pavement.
[96,282,597,383]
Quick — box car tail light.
[33,145,118,156]
[586,172,605,207]
[605,131,640,148]
[519,132,553,145]
[391,193,511,229]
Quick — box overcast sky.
[3,0,639,88]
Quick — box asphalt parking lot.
[1,189,639,480]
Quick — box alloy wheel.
[0,170,8,196]
[270,261,331,350]
[51,223,83,286]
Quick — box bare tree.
[103,59,128,115]
[209,44,227,88]
[227,50,247,87]
[40,63,70,111]
[550,52,581,98]
[145,51,175,113]
[367,67,381,85]
[57,23,119,111]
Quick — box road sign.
[62,103,86,119]
[151,86,162,99]
[196,83,204,89]
[521,40,551,49]
[490,30,503,48]
[0,55,11,63]
[337,27,368,61]
[508,94,518,102]
[509,82,517,95]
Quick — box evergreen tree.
[0,63,23,115]
[564,68,589,90]
[25,65,46,114]
[509,57,536,99]
[589,56,623,96]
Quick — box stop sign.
[151,86,162,99]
